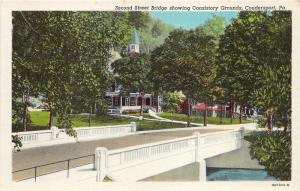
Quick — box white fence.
[12,123,136,145]
[74,124,135,138]
[12,130,53,144]
[95,127,245,182]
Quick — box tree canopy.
[12,11,144,134]
[150,28,218,126]
[111,54,152,116]
[217,11,291,129]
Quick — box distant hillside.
[137,16,175,54]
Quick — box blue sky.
[150,12,238,29]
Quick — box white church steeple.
[127,28,140,56]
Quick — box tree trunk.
[283,123,288,132]
[172,111,174,128]
[89,106,92,127]
[239,106,243,124]
[220,103,223,124]
[239,105,243,124]
[204,98,208,126]
[22,90,29,131]
[230,101,234,124]
[140,94,144,117]
[187,97,191,127]
[48,110,54,129]
[156,95,159,113]
[267,112,273,131]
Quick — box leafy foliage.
[150,28,218,126]
[217,11,291,128]
[112,54,152,94]
[163,92,183,113]
[248,131,291,180]
[151,28,217,96]
[12,11,141,135]
[137,17,174,54]
[112,53,152,116]
[256,117,267,128]
[201,15,226,44]
[12,135,23,152]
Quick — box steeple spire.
[131,28,140,44]
[127,28,140,55]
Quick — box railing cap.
[75,124,131,130]
[193,132,201,136]
[109,135,196,155]
[95,147,108,153]
[12,130,52,135]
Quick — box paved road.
[13,129,224,181]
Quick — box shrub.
[256,117,267,128]
[12,135,23,152]
[249,131,291,180]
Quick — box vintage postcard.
[0,0,299,191]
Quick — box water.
[207,168,276,181]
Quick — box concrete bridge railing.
[12,123,137,145]
[95,127,245,182]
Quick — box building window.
[145,98,151,106]
[130,97,136,106]
[113,97,119,106]
[106,96,113,106]
[122,97,126,106]
[125,97,129,106]
[137,97,142,106]
[131,45,135,49]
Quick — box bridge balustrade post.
[194,132,206,181]
[240,127,245,138]
[51,126,59,140]
[236,127,245,149]
[95,147,108,182]
[131,122,136,132]
[198,158,206,181]
[193,132,201,162]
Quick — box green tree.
[124,12,175,55]
[151,28,217,126]
[163,92,183,127]
[163,92,182,112]
[127,12,151,30]
[12,11,134,135]
[248,131,291,180]
[217,11,291,129]
[201,15,226,43]
[218,12,269,124]
[252,11,291,131]
[112,54,152,117]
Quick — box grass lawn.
[13,111,131,132]
[103,176,113,182]
[136,120,187,131]
[128,113,156,119]
[13,111,187,132]
[157,112,252,125]
[70,114,131,127]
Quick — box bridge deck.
[13,128,225,181]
